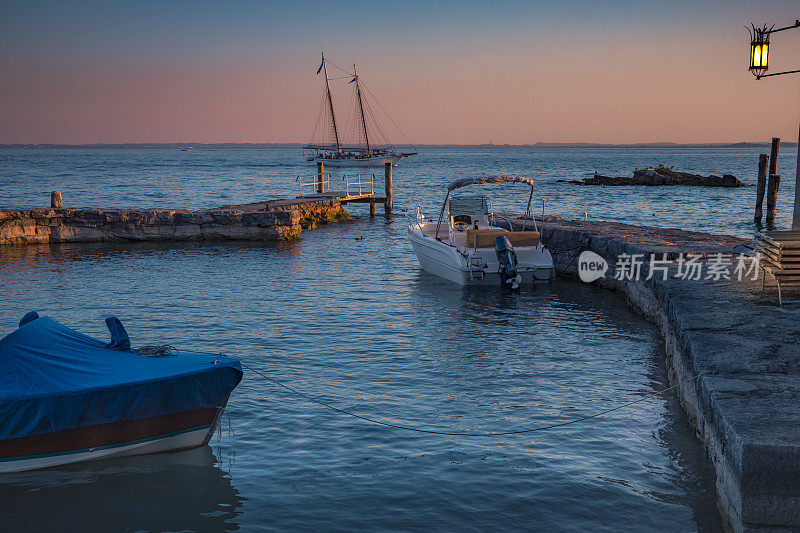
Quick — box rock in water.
[576,168,743,187]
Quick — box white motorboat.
[408,175,554,288]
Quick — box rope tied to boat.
[138,345,180,357]
[241,362,707,437]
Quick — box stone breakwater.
[518,218,798,532]
[0,197,350,246]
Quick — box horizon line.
[1,141,796,149]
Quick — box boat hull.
[0,400,229,473]
[408,225,554,286]
[309,155,403,167]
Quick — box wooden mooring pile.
[752,135,800,304]
[754,137,782,225]
[754,133,800,228]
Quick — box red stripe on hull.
[0,407,220,459]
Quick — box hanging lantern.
[749,25,771,78]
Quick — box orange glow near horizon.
[2,1,800,145]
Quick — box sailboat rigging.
[304,52,417,167]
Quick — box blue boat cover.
[0,315,242,441]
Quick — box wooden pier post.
[767,174,781,224]
[316,162,325,194]
[769,137,780,175]
[384,162,393,215]
[50,191,63,208]
[793,124,800,228]
[755,154,768,222]
[369,198,376,217]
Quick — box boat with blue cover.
[0,313,242,472]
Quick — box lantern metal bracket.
[756,68,800,80]
[749,19,800,80]
[763,19,800,36]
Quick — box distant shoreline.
[1,142,796,149]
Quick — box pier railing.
[342,173,375,197]
[297,173,331,196]
[297,172,375,198]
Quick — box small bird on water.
[354,236,364,241]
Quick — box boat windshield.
[449,196,489,218]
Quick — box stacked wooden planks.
[756,230,800,305]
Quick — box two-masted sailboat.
[304,53,417,167]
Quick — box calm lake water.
[0,147,762,531]
[1,145,796,236]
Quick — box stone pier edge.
[534,219,797,532]
[0,198,351,246]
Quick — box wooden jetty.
[302,161,394,217]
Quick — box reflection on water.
[0,216,722,531]
[0,447,243,531]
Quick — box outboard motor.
[494,235,522,290]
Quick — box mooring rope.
[539,243,584,275]
[556,247,584,275]
[139,345,180,357]
[241,363,706,437]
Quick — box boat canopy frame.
[434,176,536,241]
[447,175,535,192]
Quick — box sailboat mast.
[353,64,370,153]
[321,53,342,154]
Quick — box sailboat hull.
[309,155,403,167]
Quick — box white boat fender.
[494,235,521,289]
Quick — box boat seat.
[506,231,540,247]
[466,229,507,248]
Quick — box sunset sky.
[2,0,799,144]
